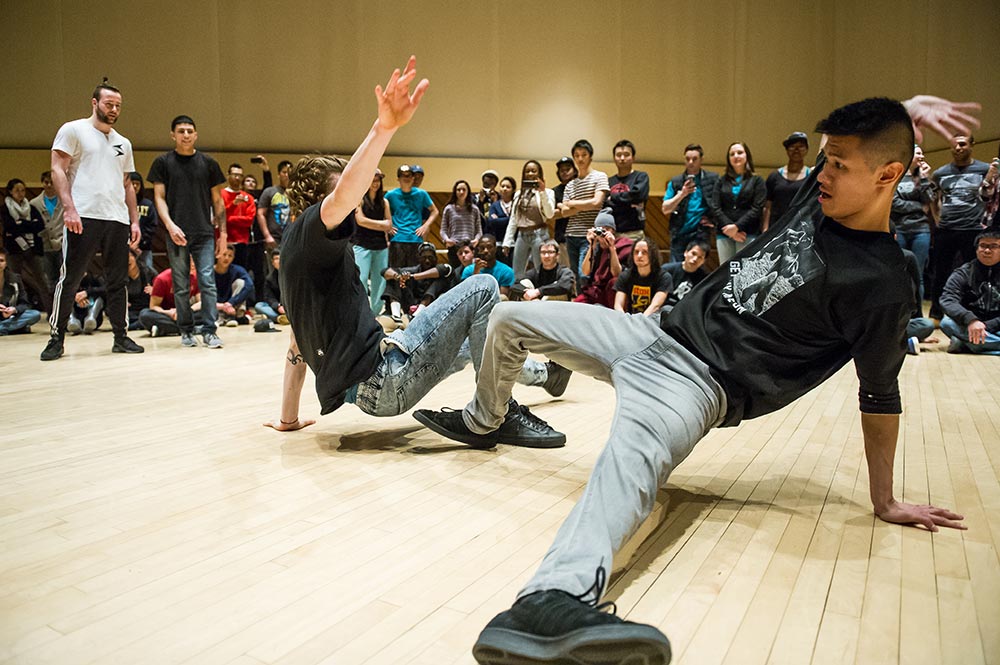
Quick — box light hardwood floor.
[1,324,998,665]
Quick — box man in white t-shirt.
[41,81,143,361]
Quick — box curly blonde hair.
[287,154,349,217]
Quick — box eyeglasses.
[978,243,1000,250]
[539,250,558,255]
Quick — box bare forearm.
[321,122,396,229]
[281,342,309,423]
[862,412,900,514]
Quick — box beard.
[96,108,117,125]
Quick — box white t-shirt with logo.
[52,118,135,224]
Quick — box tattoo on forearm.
[287,350,304,365]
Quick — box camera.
[592,227,608,237]
[521,179,539,190]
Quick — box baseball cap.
[556,156,574,168]
[397,164,413,177]
[782,131,809,148]
[254,319,281,333]
[410,164,424,174]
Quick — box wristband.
[280,418,297,425]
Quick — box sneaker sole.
[473,624,671,664]
[413,410,498,448]
[497,433,566,449]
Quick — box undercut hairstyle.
[723,142,756,181]
[572,139,594,157]
[521,160,545,181]
[92,78,120,101]
[976,230,1000,247]
[287,154,349,217]
[613,139,636,157]
[277,160,293,172]
[684,143,704,157]
[629,236,662,277]
[171,115,196,131]
[685,239,711,256]
[814,97,915,175]
[447,180,474,209]
[228,163,243,173]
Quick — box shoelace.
[572,566,618,614]
[514,403,550,432]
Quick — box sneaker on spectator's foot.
[150,325,160,338]
[181,332,198,347]
[224,318,238,327]
[276,314,289,326]
[415,399,565,449]
[906,336,920,356]
[472,570,671,665]
[40,335,65,361]
[67,315,82,335]
[542,361,572,397]
[111,336,144,354]
[203,332,224,349]
[947,336,967,354]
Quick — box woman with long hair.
[353,169,394,313]
[502,161,555,279]
[441,179,483,267]
[712,141,766,262]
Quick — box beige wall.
[2,0,998,191]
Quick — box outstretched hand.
[877,499,966,532]
[903,95,981,144]
[375,55,429,132]
[264,418,316,432]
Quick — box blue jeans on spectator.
[0,309,41,334]
[166,236,218,335]
[897,230,930,302]
[255,302,279,321]
[349,274,548,416]
[566,235,589,282]
[353,245,389,314]
[906,317,935,341]
[941,316,1000,355]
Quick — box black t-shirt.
[661,261,708,307]
[354,196,390,250]
[147,151,226,240]
[765,168,810,228]
[663,183,911,426]
[614,267,672,313]
[608,170,650,233]
[280,204,385,415]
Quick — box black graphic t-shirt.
[661,262,708,307]
[663,159,912,426]
[614,267,672,314]
[280,204,385,415]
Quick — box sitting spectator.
[901,247,936,355]
[66,271,106,335]
[139,260,201,337]
[0,248,41,335]
[614,236,671,316]
[573,214,633,308]
[213,244,254,326]
[381,241,455,324]
[940,230,1000,354]
[713,141,766,262]
[487,176,515,253]
[126,247,156,331]
[29,170,65,286]
[2,178,51,313]
[255,249,288,325]
[221,163,257,269]
[661,239,710,315]
[461,234,515,297]
[441,179,483,267]
[130,172,159,273]
[509,240,575,302]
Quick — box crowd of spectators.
[3,129,998,355]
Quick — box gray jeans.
[352,274,547,416]
[511,227,551,281]
[463,302,727,600]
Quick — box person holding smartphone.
[501,160,555,280]
[661,143,720,262]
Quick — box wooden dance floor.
[2,324,998,664]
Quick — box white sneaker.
[150,325,160,338]
[906,336,920,355]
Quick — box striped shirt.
[564,170,610,236]
[441,204,483,243]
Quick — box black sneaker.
[414,400,565,449]
[413,408,499,449]
[111,336,145,354]
[542,361,572,397]
[473,571,671,664]
[40,335,64,361]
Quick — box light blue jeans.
[896,231,930,302]
[0,309,41,334]
[353,245,389,314]
[510,227,551,281]
[941,316,1000,355]
[255,302,279,321]
[350,274,548,416]
[566,235,589,282]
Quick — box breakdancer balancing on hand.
[415,94,979,665]
[264,57,569,444]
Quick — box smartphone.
[684,174,696,185]
[250,156,263,164]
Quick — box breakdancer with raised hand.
[415,95,979,665]
[264,57,567,445]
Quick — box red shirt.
[221,188,257,244]
[151,269,199,309]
